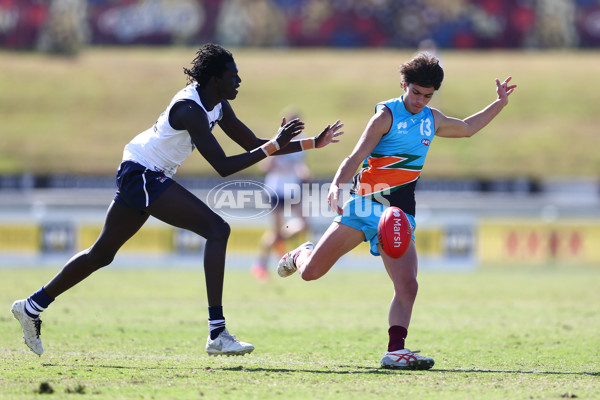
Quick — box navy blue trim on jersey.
[114,161,174,214]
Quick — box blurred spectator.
[0,1,596,51]
[530,0,579,47]
[37,0,88,55]
[215,0,287,46]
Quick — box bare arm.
[218,101,344,154]
[434,77,517,138]
[170,101,303,177]
[328,107,391,214]
[216,100,265,151]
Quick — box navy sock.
[208,306,225,340]
[25,287,55,318]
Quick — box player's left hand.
[496,76,517,106]
[315,120,344,148]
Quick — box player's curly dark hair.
[399,53,444,90]
[183,44,234,87]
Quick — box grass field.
[1,48,600,178]
[1,267,598,399]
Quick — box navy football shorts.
[114,161,174,214]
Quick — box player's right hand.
[275,118,304,148]
[328,184,343,215]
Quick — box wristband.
[260,140,279,156]
[300,137,316,150]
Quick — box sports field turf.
[1,267,598,399]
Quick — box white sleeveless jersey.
[122,83,223,177]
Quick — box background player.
[251,108,312,282]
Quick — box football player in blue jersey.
[278,52,516,369]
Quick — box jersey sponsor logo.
[421,138,431,146]
[396,121,408,134]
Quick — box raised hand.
[315,120,344,148]
[495,76,517,105]
[275,118,305,148]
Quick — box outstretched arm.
[434,77,517,138]
[170,100,303,177]
[218,101,343,154]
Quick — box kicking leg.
[278,222,364,281]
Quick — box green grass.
[1,48,599,178]
[1,267,598,399]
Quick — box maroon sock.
[387,325,408,352]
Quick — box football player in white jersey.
[11,44,343,357]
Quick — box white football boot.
[277,241,314,277]
[206,329,254,356]
[380,349,434,370]
[11,299,44,356]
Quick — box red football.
[377,206,412,259]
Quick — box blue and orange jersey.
[351,96,436,215]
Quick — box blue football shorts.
[114,160,174,214]
[334,194,416,256]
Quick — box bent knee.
[86,248,115,268]
[298,261,328,281]
[299,269,320,281]
[397,278,419,297]
[206,219,231,241]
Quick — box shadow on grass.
[39,363,598,377]
[430,368,599,377]
[220,365,599,377]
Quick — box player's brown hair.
[399,53,444,90]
